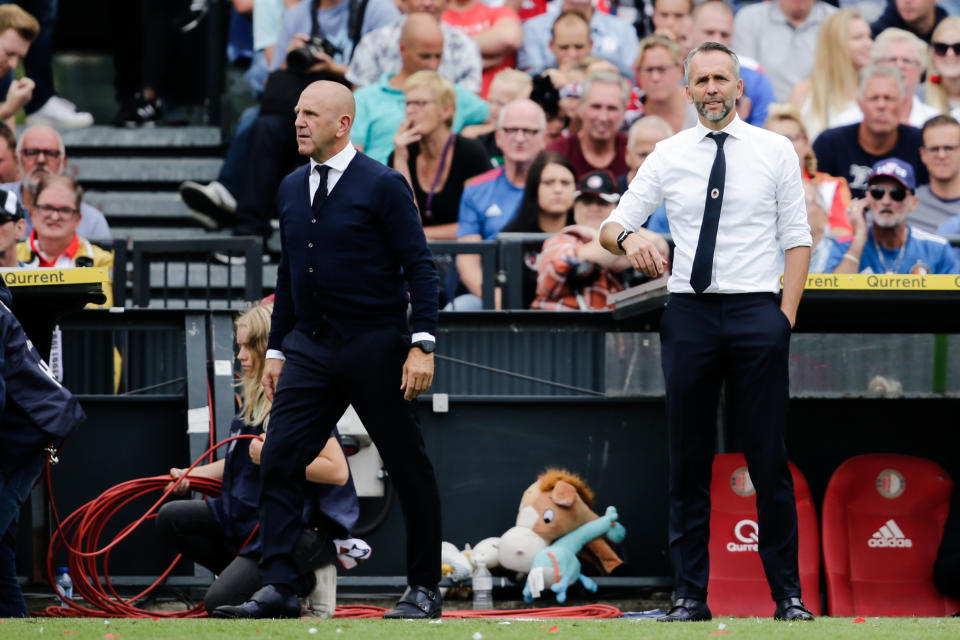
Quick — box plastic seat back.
[706,453,821,616]
[822,454,959,616]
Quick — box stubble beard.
[696,95,733,123]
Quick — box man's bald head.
[295,81,355,161]
[400,13,444,74]
[302,80,355,120]
[403,12,443,46]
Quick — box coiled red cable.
[39,435,624,620]
[40,435,257,618]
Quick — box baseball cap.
[867,158,916,191]
[575,170,620,204]
[0,189,24,223]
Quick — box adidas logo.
[867,519,913,548]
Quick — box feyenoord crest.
[909,260,930,275]
[730,467,755,497]
[710,187,720,199]
[876,468,905,499]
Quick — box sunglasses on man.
[867,185,908,202]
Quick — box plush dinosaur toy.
[522,506,625,603]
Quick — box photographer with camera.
[191,0,400,242]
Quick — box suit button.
[308,242,314,248]
[313,291,319,297]
[311,218,317,223]
[308,267,314,273]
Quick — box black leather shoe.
[774,597,814,621]
[382,585,442,619]
[656,597,712,622]
[211,585,301,619]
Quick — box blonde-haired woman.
[390,70,491,240]
[765,103,853,238]
[924,17,960,120]
[789,9,873,142]
[156,303,358,617]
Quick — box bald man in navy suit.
[214,81,443,620]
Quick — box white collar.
[310,143,357,174]
[694,114,745,142]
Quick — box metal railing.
[130,237,263,308]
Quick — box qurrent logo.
[726,519,759,552]
[868,519,913,548]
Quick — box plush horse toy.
[522,506,624,603]
[499,469,625,575]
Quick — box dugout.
[12,275,960,594]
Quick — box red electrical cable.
[38,436,625,620]
[39,435,258,618]
[329,604,624,619]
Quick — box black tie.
[690,132,728,294]
[312,164,330,214]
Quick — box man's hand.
[248,435,265,465]
[847,197,868,239]
[622,232,667,277]
[166,468,190,495]
[401,347,434,401]
[6,78,34,113]
[262,358,284,402]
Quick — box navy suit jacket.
[268,151,438,351]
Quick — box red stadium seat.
[706,453,821,616]
[822,454,959,616]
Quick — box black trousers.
[233,112,303,239]
[659,293,801,602]
[258,325,442,589]
[156,500,330,612]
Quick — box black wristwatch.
[616,229,634,253]
[412,340,435,354]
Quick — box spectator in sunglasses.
[923,17,960,121]
[828,157,959,274]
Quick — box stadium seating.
[822,454,960,616]
[706,453,821,617]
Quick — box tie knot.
[315,164,330,176]
[708,132,728,148]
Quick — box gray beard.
[695,96,733,122]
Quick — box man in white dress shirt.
[599,42,814,623]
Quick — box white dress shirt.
[267,143,433,362]
[601,115,812,295]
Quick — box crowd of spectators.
[2,0,960,309]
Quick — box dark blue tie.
[312,164,330,215]
[690,132,728,294]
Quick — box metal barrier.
[427,240,498,309]
[130,237,263,308]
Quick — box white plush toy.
[440,541,473,582]
[466,537,501,570]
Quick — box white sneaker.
[25,95,94,128]
[307,564,337,619]
[180,180,238,229]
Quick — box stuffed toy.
[499,469,626,575]
[466,537,501,570]
[441,541,473,582]
[522,506,623,603]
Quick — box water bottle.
[472,560,493,610]
[55,566,73,606]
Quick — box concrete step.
[110,227,233,242]
[85,191,191,221]
[56,126,223,150]
[70,157,222,184]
